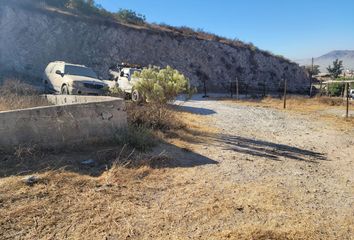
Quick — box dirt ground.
[1,97,353,239]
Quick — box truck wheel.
[61,85,69,95]
[131,89,141,102]
[125,92,131,100]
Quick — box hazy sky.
[95,0,354,60]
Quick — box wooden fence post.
[236,77,239,100]
[203,78,208,98]
[283,78,287,109]
[346,83,349,118]
[230,81,233,98]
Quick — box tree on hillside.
[42,0,146,24]
[86,0,95,7]
[113,9,146,25]
[327,59,343,79]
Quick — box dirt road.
[168,96,354,239]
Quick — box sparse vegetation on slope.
[40,0,146,24]
[37,0,292,63]
[0,80,49,111]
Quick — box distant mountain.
[295,50,354,72]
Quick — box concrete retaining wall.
[0,95,127,149]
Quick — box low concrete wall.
[44,95,119,105]
[0,95,127,149]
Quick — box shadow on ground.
[174,105,216,115]
[0,141,218,178]
[216,134,327,163]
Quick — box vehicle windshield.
[64,65,97,78]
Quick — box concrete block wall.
[0,95,127,149]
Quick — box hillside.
[296,50,354,72]
[0,0,309,93]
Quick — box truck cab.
[109,63,142,101]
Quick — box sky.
[95,0,354,60]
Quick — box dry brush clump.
[126,65,192,132]
[0,79,49,111]
[127,103,185,131]
[114,125,157,152]
[317,96,347,106]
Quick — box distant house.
[343,69,354,78]
[314,73,331,82]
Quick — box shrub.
[0,80,49,111]
[248,42,258,52]
[115,125,156,152]
[113,9,146,25]
[128,66,192,132]
[108,85,126,98]
[133,66,192,104]
[0,79,39,96]
[41,0,145,24]
[127,103,184,131]
[66,0,111,16]
[318,97,344,106]
[41,0,69,8]
[328,83,344,96]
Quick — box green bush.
[41,0,145,24]
[41,0,69,8]
[133,66,192,104]
[328,83,343,96]
[113,9,146,25]
[67,0,104,15]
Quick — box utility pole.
[283,78,287,109]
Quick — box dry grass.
[1,166,351,239]
[222,95,354,128]
[127,103,186,131]
[161,107,218,152]
[226,95,353,111]
[1,98,352,239]
[0,106,219,239]
[0,79,49,111]
[0,106,352,239]
[126,102,218,152]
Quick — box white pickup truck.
[350,89,354,99]
[109,63,142,102]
